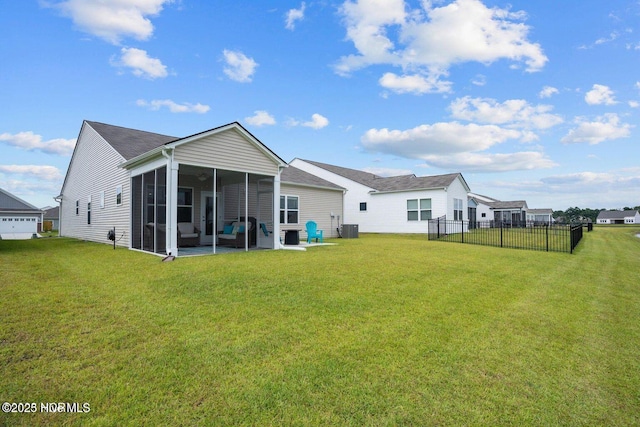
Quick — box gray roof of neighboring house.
[281,166,344,191]
[488,200,528,210]
[86,121,178,160]
[300,159,466,192]
[597,210,639,219]
[527,208,553,215]
[43,206,60,219]
[0,188,42,212]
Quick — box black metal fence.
[427,219,587,254]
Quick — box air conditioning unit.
[342,224,359,238]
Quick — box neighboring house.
[289,158,470,233]
[467,193,529,225]
[0,188,43,239]
[596,210,640,224]
[468,193,499,223]
[42,206,60,231]
[526,208,554,225]
[59,121,288,256]
[280,166,345,239]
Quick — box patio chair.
[305,220,323,243]
[177,222,200,247]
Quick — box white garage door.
[0,217,38,233]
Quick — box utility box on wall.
[342,224,359,238]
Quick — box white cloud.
[539,86,558,98]
[418,151,556,172]
[585,84,617,105]
[0,131,76,156]
[561,114,632,145]
[51,0,173,45]
[362,122,521,157]
[287,114,330,129]
[449,96,563,130]
[285,2,306,30]
[336,0,547,92]
[0,165,63,181]
[379,72,452,94]
[113,47,168,79]
[245,110,276,126]
[136,99,209,113]
[222,50,258,83]
[629,100,639,108]
[302,114,329,129]
[360,121,560,172]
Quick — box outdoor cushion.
[223,224,234,234]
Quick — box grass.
[1,227,639,426]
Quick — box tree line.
[552,206,640,223]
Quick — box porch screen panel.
[155,166,167,254]
[131,175,142,249]
[143,171,155,252]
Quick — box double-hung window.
[280,195,299,224]
[116,185,122,206]
[407,198,432,221]
[454,198,463,221]
[177,187,193,223]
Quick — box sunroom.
[121,123,286,257]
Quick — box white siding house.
[290,158,470,233]
[596,210,640,224]
[0,188,43,239]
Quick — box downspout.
[161,148,173,255]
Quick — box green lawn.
[1,227,639,426]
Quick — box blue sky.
[1,0,639,210]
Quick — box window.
[76,200,79,215]
[116,185,122,206]
[177,187,193,223]
[481,212,486,218]
[280,195,299,224]
[359,202,367,211]
[100,191,105,209]
[87,195,91,225]
[454,198,463,221]
[407,198,432,221]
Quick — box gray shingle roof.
[86,121,178,160]
[488,200,528,210]
[597,210,639,220]
[43,206,59,219]
[281,166,344,190]
[527,208,553,215]
[0,188,42,212]
[300,159,463,192]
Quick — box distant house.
[289,158,470,233]
[526,208,554,225]
[468,193,528,225]
[43,206,60,231]
[0,188,43,239]
[596,210,640,224]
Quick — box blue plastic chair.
[306,220,323,243]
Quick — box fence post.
[546,224,549,252]
[500,222,503,247]
[437,217,440,239]
[461,221,464,243]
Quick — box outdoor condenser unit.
[341,224,359,239]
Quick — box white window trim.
[280,194,299,225]
[407,198,432,221]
